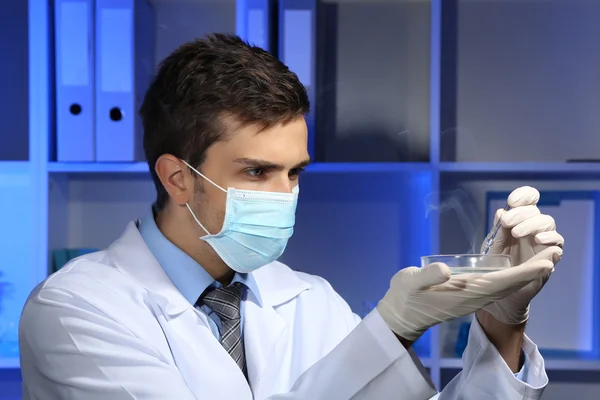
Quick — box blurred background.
[2,0,600,398]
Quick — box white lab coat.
[19,221,548,399]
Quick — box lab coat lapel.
[244,299,287,395]
[153,304,252,398]
[107,222,252,398]
[245,262,311,398]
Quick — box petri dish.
[420,254,512,274]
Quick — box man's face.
[190,116,310,235]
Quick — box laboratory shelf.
[49,161,600,175]
[545,359,600,371]
[0,358,19,369]
[440,357,600,371]
[48,162,150,173]
[306,162,433,173]
[0,161,29,173]
[48,161,434,174]
[439,162,600,175]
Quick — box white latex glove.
[482,186,565,324]
[377,246,562,341]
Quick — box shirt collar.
[138,211,262,307]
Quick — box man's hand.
[482,186,564,325]
[376,247,561,343]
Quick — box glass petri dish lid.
[420,254,512,274]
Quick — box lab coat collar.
[108,221,311,315]
[251,260,312,307]
[108,221,194,316]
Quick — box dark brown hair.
[140,33,309,210]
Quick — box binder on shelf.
[487,190,600,360]
[279,0,317,159]
[95,0,154,162]
[54,0,95,161]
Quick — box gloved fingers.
[391,266,420,286]
[497,205,540,228]
[478,262,551,296]
[414,262,452,289]
[507,186,540,208]
[433,270,533,302]
[511,214,556,238]
[484,246,561,285]
[535,230,565,247]
[520,245,563,266]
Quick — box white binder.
[55,0,95,161]
[95,0,154,162]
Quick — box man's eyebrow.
[294,158,312,169]
[233,157,312,170]
[234,158,285,170]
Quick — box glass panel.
[315,0,431,162]
[441,0,600,162]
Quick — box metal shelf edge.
[439,357,600,371]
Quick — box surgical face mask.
[182,160,299,273]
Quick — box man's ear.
[155,154,194,205]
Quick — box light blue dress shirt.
[139,213,262,341]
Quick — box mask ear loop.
[181,159,227,236]
[186,203,212,236]
[181,160,227,193]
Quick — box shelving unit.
[439,356,600,371]
[439,162,600,175]
[2,0,599,397]
[47,161,434,174]
[47,162,150,173]
[47,161,600,175]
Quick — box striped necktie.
[200,282,247,377]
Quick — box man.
[20,34,564,399]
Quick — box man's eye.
[245,168,264,177]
